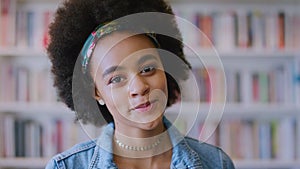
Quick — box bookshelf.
[0,0,101,168]
[167,0,300,169]
[0,0,300,169]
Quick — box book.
[278,12,285,49]
[3,113,16,157]
[0,0,16,47]
[196,12,213,48]
[14,118,25,157]
[258,121,272,159]
[277,117,296,160]
[0,61,57,102]
[0,114,102,158]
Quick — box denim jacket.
[45,117,235,169]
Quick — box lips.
[131,100,157,113]
[135,101,151,109]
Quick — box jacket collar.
[164,117,203,169]
[89,116,203,169]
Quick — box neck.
[114,132,162,151]
[113,123,165,152]
[113,131,172,159]
[114,148,173,169]
[113,118,172,158]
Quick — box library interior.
[0,0,300,168]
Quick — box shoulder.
[184,137,235,169]
[45,140,97,169]
[184,136,221,155]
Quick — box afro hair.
[47,0,191,126]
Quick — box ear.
[94,87,102,100]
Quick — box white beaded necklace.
[114,137,161,151]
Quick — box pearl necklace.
[115,137,161,151]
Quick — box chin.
[138,115,164,131]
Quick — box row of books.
[231,66,293,104]
[2,0,300,52]
[0,61,57,102]
[190,65,294,104]
[0,113,101,158]
[187,117,300,160]
[297,61,300,104]
[0,0,54,49]
[190,67,225,103]
[174,8,300,51]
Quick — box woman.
[46,0,235,168]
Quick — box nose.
[129,75,150,97]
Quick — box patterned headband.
[81,22,160,74]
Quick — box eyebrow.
[137,54,159,65]
[102,66,125,78]
[102,54,159,78]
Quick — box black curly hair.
[47,0,191,126]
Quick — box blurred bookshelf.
[0,0,300,169]
[168,0,300,169]
[0,0,101,168]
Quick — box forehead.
[90,32,159,73]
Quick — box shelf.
[1,102,298,118]
[166,102,300,119]
[223,103,300,116]
[0,102,73,117]
[0,47,47,58]
[17,0,62,5]
[184,48,298,58]
[0,157,49,169]
[234,160,300,169]
[184,48,298,67]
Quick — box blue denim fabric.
[45,117,235,169]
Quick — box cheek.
[157,72,168,93]
[148,72,168,100]
[103,87,129,113]
[95,81,123,108]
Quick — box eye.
[140,65,156,74]
[109,75,125,84]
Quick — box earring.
[98,99,105,105]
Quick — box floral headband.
[81,22,160,74]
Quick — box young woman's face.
[90,32,168,131]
